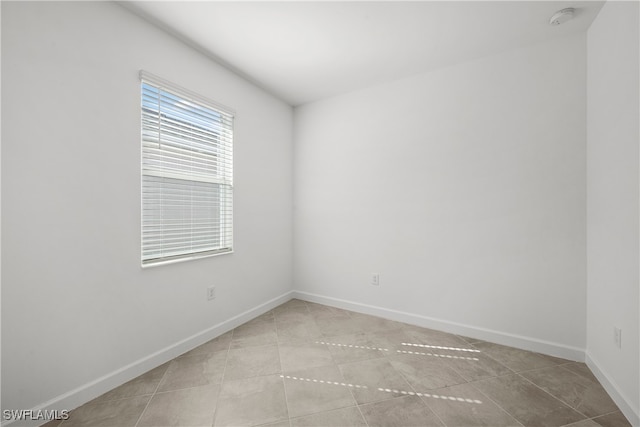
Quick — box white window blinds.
[140,71,234,266]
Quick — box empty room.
[1,1,638,426]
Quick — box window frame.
[139,71,234,267]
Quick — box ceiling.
[123,1,604,106]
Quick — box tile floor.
[44,299,631,427]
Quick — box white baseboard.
[585,352,640,426]
[293,290,585,362]
[2,291,293,427]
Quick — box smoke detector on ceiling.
[549,8,575,25]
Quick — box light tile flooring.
[44,299,631,427]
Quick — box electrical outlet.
[207,286,216,301]
[614,327,622,348]
[371,273,380,286]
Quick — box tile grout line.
[465,380,526,427]
[467,342,519,376]
[400,342,500,426]
[516,371,593,422]
[439,340,525,426]
[133,359,173,427]
[586,409,631,425]
[209,328,234,427]
[312,302,372,427]
[58,363,171,426]
[555,361,603,384]
[346,378,370,427]
[276,304,298,427]
[429,340,514,387]
[512,360,576,376]
[280,374,369,421]
[391,361,449,427]
[456,343,550,427]
[297,301,356,424]
[314,303,370,426]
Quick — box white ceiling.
[123,1,604,106]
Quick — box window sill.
[141,249,233,268]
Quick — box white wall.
[1,1,293,415]
[294,33,587,357]
[586,1,640,423]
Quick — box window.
[140,71,233,266]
